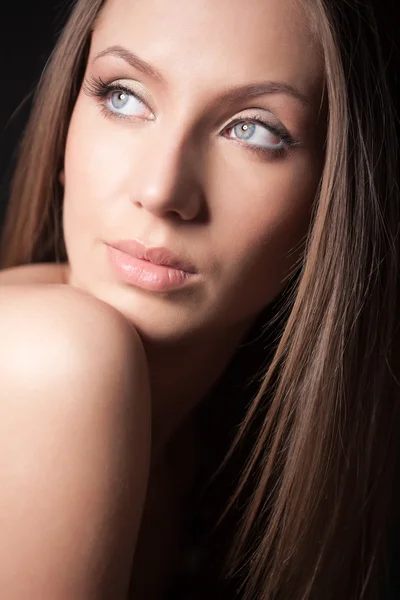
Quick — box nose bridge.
[131,120,202,216]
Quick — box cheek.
[213,153,317,307]
[62,97,130,244]
[63,93,319,316]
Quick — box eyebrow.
[93,45,312,109]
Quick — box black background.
[0,0,71,226]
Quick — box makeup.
[105,241,199,292]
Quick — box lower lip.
[106,245,196,292]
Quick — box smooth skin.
[0,277,151,599]
[63,0,324,454]
[0,0,325,596]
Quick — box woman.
[0,0,399,598]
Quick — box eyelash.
[83,76,299,159]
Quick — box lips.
[105,238,200,292]
[107,239,197,274]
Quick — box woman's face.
[63,0,324,343]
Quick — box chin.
[66,266,226,346]
[87,281,207,346]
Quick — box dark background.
[0,0,399,231]
[0,0,71,226]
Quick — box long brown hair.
[1,1,399,599]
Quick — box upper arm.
[0,285,151,599]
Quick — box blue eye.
[228,120,283,150]
[107,89,146,117]
[110,91,129,110]
[83,76,298,157]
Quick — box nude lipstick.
[105,239,198,292]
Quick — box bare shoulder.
[0,261,68,284]
[0,283,151,597]
[0,283,150,403]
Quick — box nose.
[130,128,205,221]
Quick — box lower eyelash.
[83,76,147,121]
[247,143,288,159]
[225,117,298,158]
[84,76,145,107]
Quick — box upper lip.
[107,239,198,274]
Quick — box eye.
[83,76,153,119]
[83,76,298,156]
[106,89,147,117]
[226,119,284,150]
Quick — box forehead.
[93,0,323,107]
